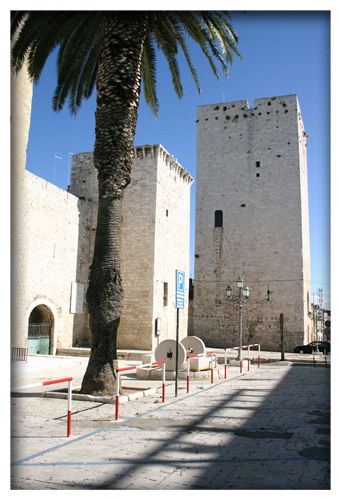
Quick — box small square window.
[256,173,260,178]
[256,161,261,168]
[163,282,168,307]
[214,210,223,227]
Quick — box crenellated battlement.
[197,94,301,124]
[133,144,194,185]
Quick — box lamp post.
[226,277,250,361]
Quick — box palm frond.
[11,10,241,116]
[150,13,183,100]
[53,13,102,114]
[142,34,159,118]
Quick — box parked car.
[294,341,331,354]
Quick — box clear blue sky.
[23,10,331,309]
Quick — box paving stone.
[11,357,331,490]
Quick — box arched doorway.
[27,304,54,355]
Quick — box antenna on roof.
[68,153,74,187]
[54,156,62,185]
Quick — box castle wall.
[193,95,312,352]
[69,145,193,351]
[118,146,158,350]
[15,171,92,353]
[151,145,192,349]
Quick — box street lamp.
[226,277,250,361]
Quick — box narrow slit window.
[163,282,168,307]
[256,161,261,168]
[214,210,223,227]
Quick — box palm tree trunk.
[81,12,148,395]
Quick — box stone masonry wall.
[193,95,312,352]
[151,145,193,350]
[70,145,193,351]
[17,171,91,353]
[118,146,158,350]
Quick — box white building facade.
[193,95,312,352]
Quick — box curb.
[42,386,159,404]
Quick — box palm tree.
[11,11,241,395]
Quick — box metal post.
[248,345,250,371]
[54,155,62,185]
[68,152,74,187]
[224,349,227,379]
[67,380,72,437]
[210,352,214,384]
[313,293,316,342]
[175,308,179,397]
[115,371,120,420]
[258,344,261,368]
[237,288,243,361]
[187,356,190,393]
[280,314,285,361]
[162,363,165,402]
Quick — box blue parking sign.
[176,270,185,309]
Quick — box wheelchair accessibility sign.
[176,270,185,309]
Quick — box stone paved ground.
[10,359,331,490]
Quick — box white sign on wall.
[70,282,84,314]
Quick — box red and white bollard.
[162,362,166,401]
[187,357,190,393]
[115,361,166,420]
[210,352,214,384]
[67,379,72,436]
[11,377,73,437]
[115,371,120,421]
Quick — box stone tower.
[70,144,194,351]
[193,95,312,352]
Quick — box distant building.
[193,95,312,352]
[311,304,331,342]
